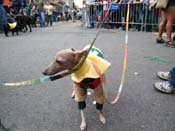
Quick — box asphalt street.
[0,21,175,131]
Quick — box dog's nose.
[42,70,47,75]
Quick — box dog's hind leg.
[29,24,32,32]
[71,90,75,99]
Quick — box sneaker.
[156,38,165,44]
[157,72,170,80]
[154,81,175,94]
[165,41,175,48]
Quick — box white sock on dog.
[99,111,106,124]
[71,90,75,99]
[80,110,86,131]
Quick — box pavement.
[0,21,175,131]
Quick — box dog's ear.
[71,48,76,51]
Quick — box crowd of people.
[82,0,161,30]
[0,0,76,33]
[82,0,174,33]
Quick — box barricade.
[81,3,163,32]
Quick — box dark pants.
[0,5,8,31]
[169,66,175,88]
[47,15,53,26]
[89,5,94,28]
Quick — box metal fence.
[81,3,163,32]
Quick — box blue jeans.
[169,66,175,88]
[89,15,94,28]
[39,11,45,27]
[89,5,94,28]
[0,5,8,30]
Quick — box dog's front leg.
[98,109,106,124]
[80,109,86,131]
[74,85,87,130]
[94,85,106,124]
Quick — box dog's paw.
[99,114,106,125]
[80,121,87,131]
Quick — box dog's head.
[43,48,87,76]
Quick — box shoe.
[156,38,165,44]
[154,81,175,94]
[165,41,175,48]
[157,71,170,80]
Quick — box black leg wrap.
[96,103,103,110]
[78,101,86,110]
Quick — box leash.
[0,2,130,106]
[102,2,130,104]
[0,3,113,87]
[111,3,130,104]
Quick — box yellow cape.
[71,54,111,82]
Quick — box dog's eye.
[56,60,63,65]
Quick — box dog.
[15,15,32,32]
[3,22,19,37]
[43,46,111,131]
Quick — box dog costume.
[8,22,17,30]
[71,46,111,110]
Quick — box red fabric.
[74,76,103,89]
[74,62,104,89]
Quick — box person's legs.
[39,11,45,27]
[169,66,175,87]
[41,11,45,27]
[48,15,51,26]
[50,15,53,26]
[154,66,175,94]
[89,5,94,28]
[165,6,175,43]
[39,12,42,27]
[0,5,8,31]
[157,10,167,43]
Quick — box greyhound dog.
[43,46,111,131]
